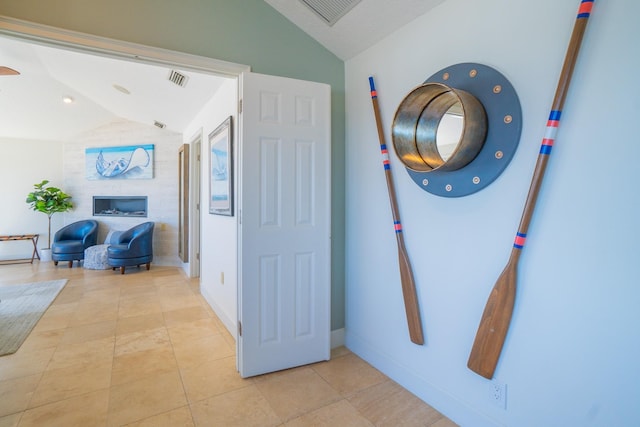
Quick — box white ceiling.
[0,36,229,141]
[265,0,446,60]
[0,0,445,141]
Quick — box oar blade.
[467,259,518,378]
[397,243,424,345]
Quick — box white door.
[237,72,331,378]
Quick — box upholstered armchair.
[107,222,154,274]
[51,220,99,267]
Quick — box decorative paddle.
[369,76,424,345]
[467,0,595,379]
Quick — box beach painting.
[85,144,154,180]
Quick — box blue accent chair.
[107,222,154,274]
[51,220,99,268]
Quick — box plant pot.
[39,248,52,262]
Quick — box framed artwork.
[85,144,154,180]
[178,144,189,262]
[209,116,233,216]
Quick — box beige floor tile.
[1,264,458,427]
[254,367,342,421]
[52,286,84,304]
[163,306,212,328]
[30,302,77,332]
[111,345,179,386]
[348,380,445,426]
[114,326,171,357]
[0,374,41,417]
[59,319,117,345]
[29,360,112,407]
[107,370,188,427]
[81,286,121,303]
[116,312,165,336]
[431,418,460,427]
[46,336,114,371]
[159,294,202,312]
[190,385,281,427]
[180,356,252,403]
[119,285,157,302]
[173,334,234,370]
[123,406,194,427]
[167,318,221,346]
[117,295,163,318]
[69,300,119,326]
[283,399,375,427]
[19,328,65,352]
[311,353,387,396]
[0,346,56,381]
[0,412,22,427]
[19,389,109,427]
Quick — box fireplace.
[93,196,147,217]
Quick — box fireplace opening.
[93,196,147,217]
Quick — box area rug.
[0,279,68,356]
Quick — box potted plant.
[26,180,73,261]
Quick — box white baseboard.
[331,327,345,349]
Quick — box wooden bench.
[0,234,40,264]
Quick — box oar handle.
[513,0,594,252]
[369,76,424,345]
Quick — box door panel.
[238,72,331,377]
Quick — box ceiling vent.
[300,0,362,26]
[154,120,166,129]
[168,70,189,88]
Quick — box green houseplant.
[26,180,73,249]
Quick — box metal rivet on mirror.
[469,69,477,78]
[495,150,504,159]
[504,115,513,124]
[422,179,429,186]
[442,72,450,80]
[493,85,502,94]
[473,176,481,184]
[445,184,453,192]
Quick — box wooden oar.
[369,76,424,345]
[467,0,595,379]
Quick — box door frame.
[0,16,250,281]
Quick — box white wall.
[0,138,64,259]
[183,77,238,336]
[345,0,639,426]
[64,119,183,266]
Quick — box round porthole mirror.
[391,63,522,197]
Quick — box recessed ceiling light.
[62,96,74,104]
[113,84,131,95]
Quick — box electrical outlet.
[490,381,507,409]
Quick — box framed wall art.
[209,116,233,216]
[85,144,154,180]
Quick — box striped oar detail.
[540,110,561,155]
[394,220,403,233]
[513,232,527,249]
[380,144,391,170]
[578,0,594,18]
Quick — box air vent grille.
[300,0,361,26]
[154,121,166,129]
[168,70,189,88]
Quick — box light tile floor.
[0,261,457,427]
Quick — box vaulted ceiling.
[0,0,445,141]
